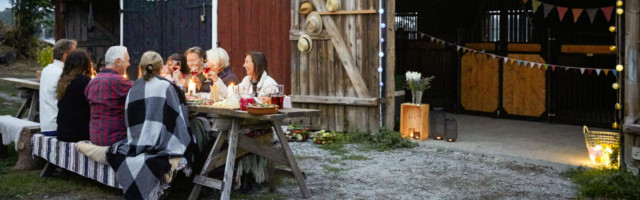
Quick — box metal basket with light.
[583,126,620,166]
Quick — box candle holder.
[408,128,415,138]
[430,107,445,140]
[445,118,457,142]
[413,131,421,139]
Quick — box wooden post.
[384,0,396,129]
[623,0,640,168]
[14,126,40,170]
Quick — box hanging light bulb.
[610,45,617,52]
[612,83,619,90]
[617,8,624,15]
[616,103,622,110]
[609,26,616,32]
[617,0,623,7]
[612,122,619,129]
[616,64,624,71]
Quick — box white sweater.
[39,60,64,132]
[237,71,278,96]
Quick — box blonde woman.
[107,51,194,199]
[205,47,239,86]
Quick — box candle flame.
[123,74,127,78]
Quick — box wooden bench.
[0,116,41,170]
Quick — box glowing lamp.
[612,83,619,90]
[617,8,624,15]
[617,0,623,7]
[616,64,624,72]
[615,103,621,110]
[610,46,617,52]
[609,26,616,32]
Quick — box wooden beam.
[290,95,378,106]
[561,45,616,54]
[289,29,331,40]
[465,43,495,51]
[316,10,377,15]
[508,43,541,52]
[193,175,223,190]
[0,78,40,90]
[384,0,396,129]
[310,0,370,98]
[623,124,640,136]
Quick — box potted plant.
[36,46,53,81]
[405,71,434,105]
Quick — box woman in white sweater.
[237,51,278,97]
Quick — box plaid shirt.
[85,68,132,146]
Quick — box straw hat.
[305,12,323,35]
[326,0,341,11]
[299,1,314,15]
[297,34,313,54]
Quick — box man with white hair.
[84,46,132,146]
[39,39,76,136]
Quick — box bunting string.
[419,32,615,76]
[528,0,615,24]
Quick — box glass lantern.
[445,118,457,142]
[430,107,446,140]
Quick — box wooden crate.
[400,103,429,141]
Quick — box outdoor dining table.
[186,105,319,200]
[0,78,40,122]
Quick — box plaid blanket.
[31,134,121,188]
[107,76,194,200]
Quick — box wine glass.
[202,62,212,83]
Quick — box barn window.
[485,9,533,43]
[396,12,419,40]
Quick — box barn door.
[123,0,212,78]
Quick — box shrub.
[561,167,640,199]
[36,46,52,68]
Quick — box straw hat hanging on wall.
[297,34,313,54]
[305,12,323,35]
[326,0,341,11]
[299,1,314,15]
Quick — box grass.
[341,154,371,161]
[561,166,640,199]
[323,165,345,174]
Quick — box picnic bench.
[0,78,41,169]
[187,106,320,200]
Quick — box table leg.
[270,120,311,198]
[188,130,229,200]
[220,118,239,200]
[28,91,39,122]
[16,98,31,119]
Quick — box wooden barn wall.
[460,53,499,113]
[217,0,291,92]
[290,0,380,133]
[123,0,212,78]
[57,0,119,68]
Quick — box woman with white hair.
[205,47,239,86]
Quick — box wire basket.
[583,126,620,165]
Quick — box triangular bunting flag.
[441,40,446,45]
[430,37,435,42]
[601,6,614,22]
[596,69,602,75]
[510,59,516,65]
[543,65,548,71]
[587,69,593,74]
[462,47,467,52]
[532,0,542,13]
[557,7,568,21]
[436,39,441,44]
[551,65,556,71]
[523,61,528,67]
[543,3,554,18]
[538,64,542,69]
[613,71,617,76]
[604,69,609,75]
[504,58,509,64]
[517,60,522,66]
[457,46,461,51]
[531,63,535,68]
[580,68,585,74]
[467,49,472,53]
[491,54,496,59]
[523,0,528,3]
[572,8,584,23]
[585,8,598,24]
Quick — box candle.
[187,79,196,96]
[409,128,415,138]
[91,74,95,79]
[123,74,127,79]
[227,83,235,98]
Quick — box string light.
[616,64,624,71]
[616,8,624,15]
[609,26,616,32]
[612,83,619,90]
[378,0,384,127]
[616,103,622,110]
[616,0,623,7]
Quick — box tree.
[10,0,53,58]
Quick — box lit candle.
[188,79,196,96]
[227,83,235,98]
[91,74,95,79]
[123,74,127,79]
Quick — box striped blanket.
[31,134,121,188]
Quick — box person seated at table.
[55,50,93,142]
[40,39,77,136]
[165,53,190,89]
[106,51,195,200]
[205,47,239,86]
[85,46,132,146]
[185,46,210,93]
[237,51,278,96]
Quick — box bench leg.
[40,162,57,177]
[14,131,38,170]
[0,136,7,158]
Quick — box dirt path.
[268,142,576,199]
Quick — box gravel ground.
[264,141,577,200]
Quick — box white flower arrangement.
[405,71,434,91]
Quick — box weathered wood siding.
[55,0,119,67]
[218,0,291,92]
[290,0,381,133]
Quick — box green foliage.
[36,46,52,69]
[561,167,640,199]
[9,0,53,58]
[319,127,417,155]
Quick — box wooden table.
[187,106,320,200]
[0,78,40,121]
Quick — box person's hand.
[206,70,219,83]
